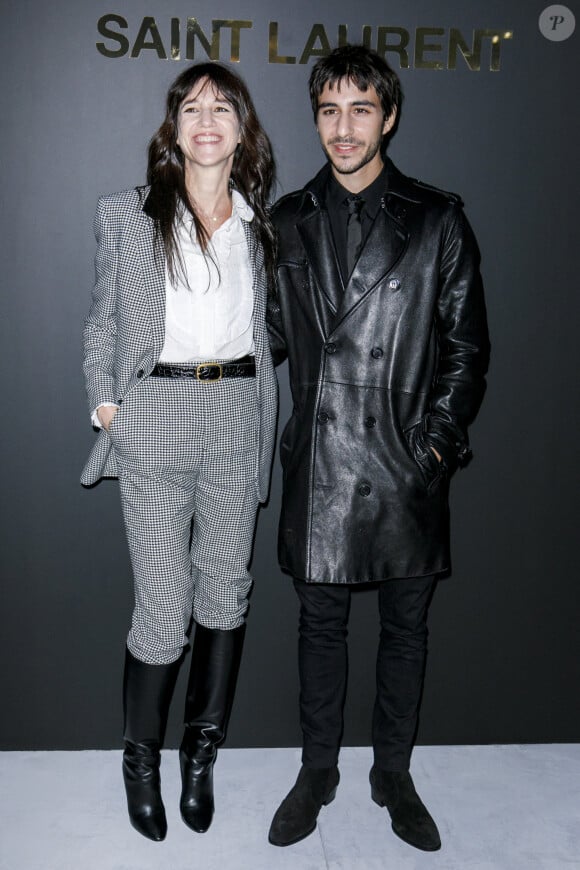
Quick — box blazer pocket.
[106,405,124,439]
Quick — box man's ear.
[382,108,397,136]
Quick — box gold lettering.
[477,29,513,72]
[212,20,253,63]
[96,14,129,58]
[376,27,410,69]
[415,27,445,70]
[298,23,332,64]
[96,17,513,72]
[448,28,480,71]
[337,24,348,47]
[130,17,167,59]
[171,17,180,60]
[268,22,296,64]
[186,18,219,60]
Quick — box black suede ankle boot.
[122,649,180,841]
[370,766,441,851]
[180,623,245,833]
[268,765,340,846]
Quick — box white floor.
[0,745,578,870]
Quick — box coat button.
[324,342,337,354]
[358,483,371,497]
[136,369,145,378]
[364,416,376,428]
[388,278,400,291]
[317,411,329,424]
[371,347,383,359]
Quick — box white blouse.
[159,190,255,363]
[92,190,257,428]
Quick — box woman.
[81,63,277,842]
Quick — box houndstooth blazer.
[81,186,278,501]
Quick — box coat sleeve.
[266,282,288,366]
[424,204,490,471]
[266,217,288,366]
[82,197,119,418]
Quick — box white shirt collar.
[231,189,254,222]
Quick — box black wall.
[1,0,579,749]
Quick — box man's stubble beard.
[322,136,382,176]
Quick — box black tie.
[346,195,364,277]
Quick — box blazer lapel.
[242,219,267,360]
[138,197,166,354]
[242,218,259,291]
[242,219,262,310]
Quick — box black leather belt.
[151,355,255,382]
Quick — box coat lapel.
[333,205,409,331]
[297,209,344,317]
[293,163,413,336]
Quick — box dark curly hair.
[309,45,403,136]
[146,62,276,285]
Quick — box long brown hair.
[146,62,276,285]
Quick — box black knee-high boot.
[122,649,181,841]
[179,623,246,833]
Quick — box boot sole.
[268,787,338,847]
[371,787,441,852]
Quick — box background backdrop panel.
[1,0,578,749]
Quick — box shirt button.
[365,416,376,428]
[136,369,145,378]
[317,411,329,424]
[371,347,383,359]
[358,483,371,497]
[324,342,337,354]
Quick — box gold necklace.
[196,199,232,224]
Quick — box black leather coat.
[268,160,489,583]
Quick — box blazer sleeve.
[424,203,490,471]
[82,197,119,417]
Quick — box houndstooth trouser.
[108,372,260,665]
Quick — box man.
[267,45,489,852]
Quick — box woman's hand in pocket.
[97,404,119,432]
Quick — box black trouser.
[293,575,436,772]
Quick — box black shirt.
[325,165,387,282]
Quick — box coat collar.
[300,158,423,215]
